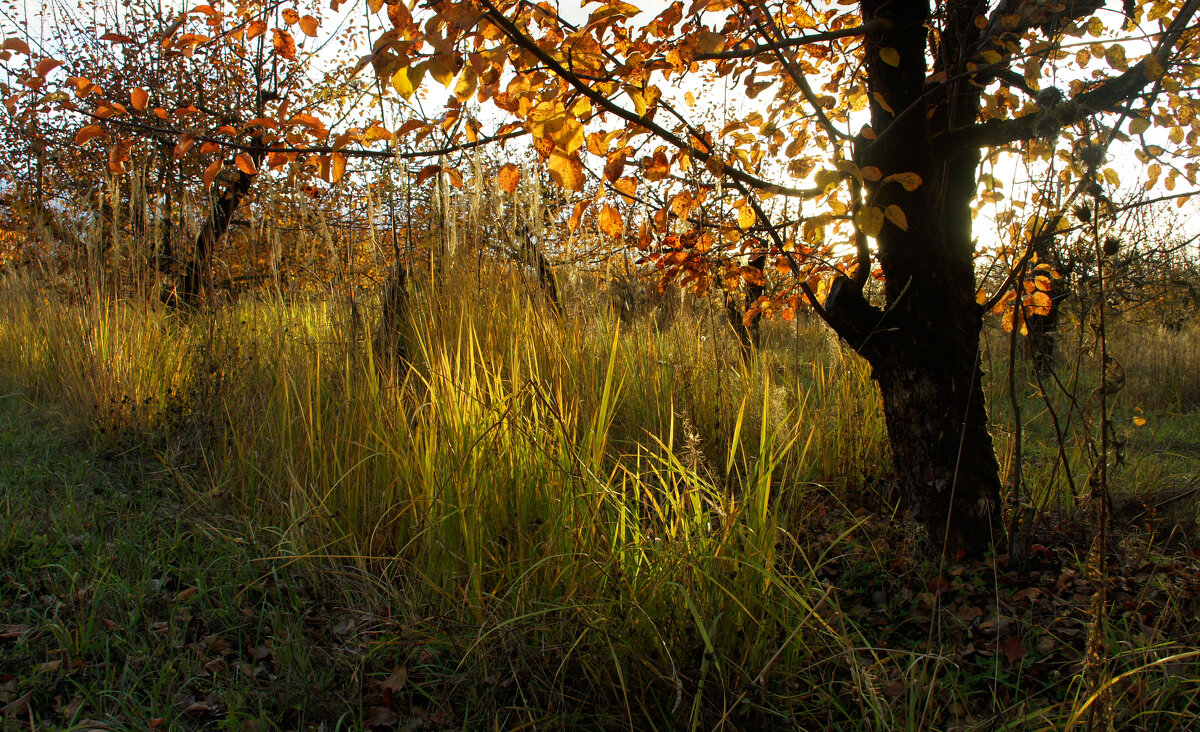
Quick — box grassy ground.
[2,272,1199,730]
[0,390,384,729]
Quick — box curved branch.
[694,20,886,60]
[932,0,1200,155]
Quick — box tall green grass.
[0,271,897,724]
[4,269,1197,728]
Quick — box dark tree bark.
[725,253,766,366]
[373,262,410,379]
[180,166,256,306]
[820,0,1004,556]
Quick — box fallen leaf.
[380,664,407,693]
[365,706,397,728]
[1001,635,1027,664]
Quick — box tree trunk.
[726,253,766,366]
[373,263,410,379]
[180,161,257,306]
[817,0,1005,557]
[871,303,1002,555]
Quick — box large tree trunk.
[816,0,1004,557]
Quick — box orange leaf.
[273,29,296,60]
[1,38,30,55]
[173,133,196,158]
[445,168,463,189]
[289,112,323,129]
[282,8,300,24]
[107,139,134,175]
[130,87,149,111]
[235,153,257,175]
[203,158,223,188]
[99,32,133,43]
[299,15,319,37]
[387,2,412,28]
[883,172,923,192]
[74,124,104,145]
[497,163,520,194]
[567,200,589,233]
[35,58,62,77]
[415,164,440,186]
[246,21,268,40]
[331,152,347,183]
[599,205,623,238]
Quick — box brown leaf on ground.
[365,706,398,728]
[1001,634,1027,664]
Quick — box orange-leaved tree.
[362,0,1200,556]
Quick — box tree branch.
[694,20,886,60]
[932,0,1200,155]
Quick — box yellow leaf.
[547,151,584,191]
[552,116,585,154]
[599,204,623,238]
[1104,44,1128,71]
[1143,54,1165,81]
[696,29,723,55]
[1133,416,1147,426]
[1129,117,1150,135]
[737,204,756,229]
[391,66,417,99]
[883,204,908,231]
[879,47,900,67]
[1102,168,1120,186]
[614,177,637,203]
[883,171,922,191]
[856,206,884,237]
[429,53,457,86]
[453,65,477,102]
[981,50,1002,65]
